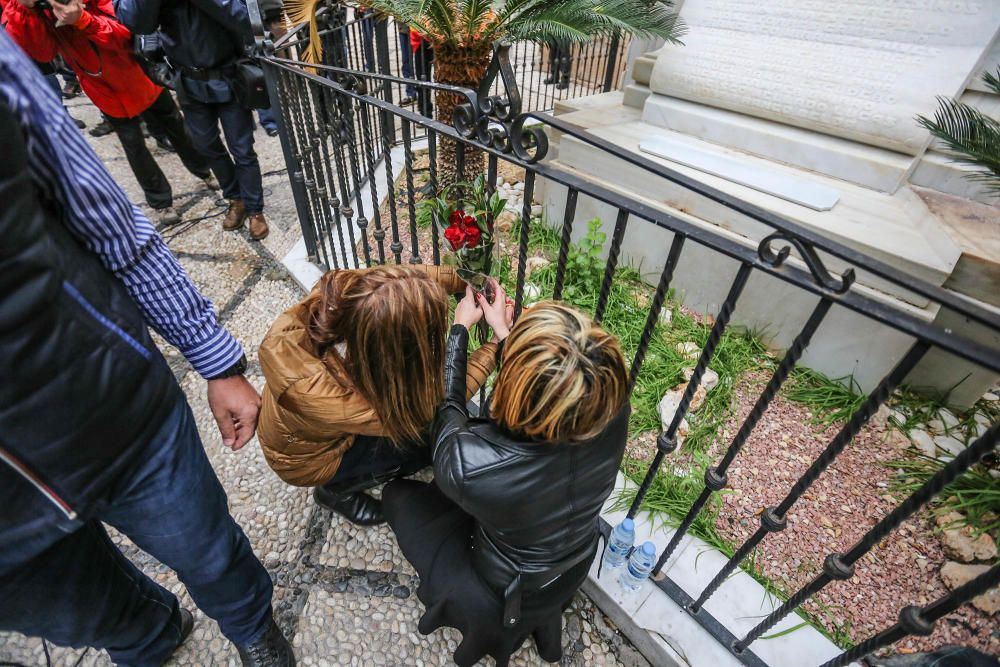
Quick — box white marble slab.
[639,135,841,211]
[647,0,1000,154]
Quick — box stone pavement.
[0,96,647,667]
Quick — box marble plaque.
[647,0,1000,154]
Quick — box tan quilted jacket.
[258,265,497,487]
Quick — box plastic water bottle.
[602,518,635,572]
[619,541,656,593]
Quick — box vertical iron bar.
[319,87,351,267]
[552,188,579,301]
[310,84,348,269]
[629,263,752,520]
[428,130,440,264]
[263,63,317,261]
[620,234,687,518]
[652,298,834,573]
[594,208,630,322]
[456,142,466,185]
[357,99,382,266]
[823,562,1000,667]
[514,170,536,320]
[326,86,363,269]
[401,120,421,264]
[738,422,999,653]
[602,33,622,92]
[288,70,334,269]
[379,106,402,264]
[692,341,931,615]
[373,15,395,142]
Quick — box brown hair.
[490,301,627,443]
[301,266,449,444]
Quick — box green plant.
[885,454,1000,537]
[917,68,1000,194]
[784,368,866,426]
[561,218,607,301]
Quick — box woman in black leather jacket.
[383,288,629,667]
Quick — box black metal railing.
[249,8,1000,665]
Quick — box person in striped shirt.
[0,32,294,666]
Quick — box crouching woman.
[383,296,629,667]
[257,265,498,526]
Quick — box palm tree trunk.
[432,45,492,192]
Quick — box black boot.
[160,608,194,665]
[313,486,385,526]
[236,618,295,667]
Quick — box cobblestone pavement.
[0,96,647,667]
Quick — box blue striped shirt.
[0,33,244,378]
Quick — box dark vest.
[0,100,178,549]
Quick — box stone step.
[549,112,961,307]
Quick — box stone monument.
[542,0,1000,405]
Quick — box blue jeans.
[0,396,273,666]
[182,98,265,213]
[398,31,416,98]
[257,106,278,132]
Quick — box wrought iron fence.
[250,6,1000,665]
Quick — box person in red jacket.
[1,0,218,225]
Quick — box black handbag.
[232,58,271,110]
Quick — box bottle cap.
[641,542,656,556]
[621,518,634,531]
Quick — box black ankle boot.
[313,486,385,526]
[236,619,295,667]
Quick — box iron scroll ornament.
[453,42,549,164]
[757,232,856,294]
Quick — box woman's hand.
[477,280,513,341]
[453,285,483,331]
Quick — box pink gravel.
[697,371,997,656]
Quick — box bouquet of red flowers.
[420,175,506,297]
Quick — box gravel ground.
[0,96,641,666]
[711,373,998,656]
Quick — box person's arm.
[431,323,477,505]
[52,0,133,50]
[112,0,161,36]
[0,38,258,449]
[0,0,59,62]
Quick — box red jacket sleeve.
[0,0,59,62]
[72,0,133,51]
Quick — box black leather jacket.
[432,325,630,595]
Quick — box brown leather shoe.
[247,212,269,241]
[222,199,247,231]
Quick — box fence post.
[373,16,397,142]
[602,33,622,92]
[246,0,319,260]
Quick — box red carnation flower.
[443,224,465,251]
[463,215,476,227]
[464,224,482,248]
[449,210,464,226]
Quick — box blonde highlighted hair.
[490,301,627,443]
[301,266,449,445]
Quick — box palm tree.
[917,68,1000,195]
[286,0,683,184]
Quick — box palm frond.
[982,67,1000,96]
[502,0,684,44]
[917,96,1000,192]
[284,0,324,63]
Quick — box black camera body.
[35,0,69,11]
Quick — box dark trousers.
[323,435,430,491]
[414,42,434,118]
[548,45,572,81]
[0,396,274,666]
[107,89,212,210]
[182,97,264,213]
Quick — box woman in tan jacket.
[258,264,502,525]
